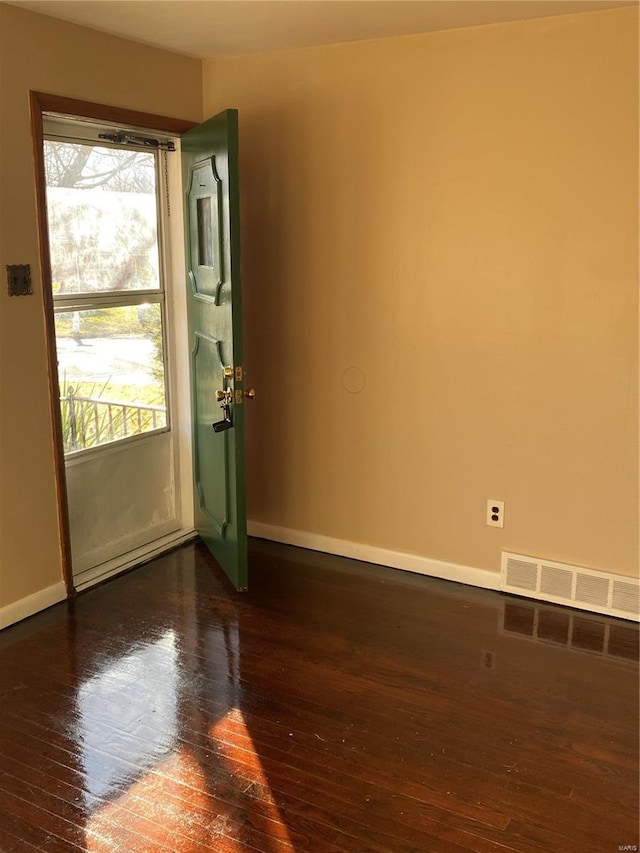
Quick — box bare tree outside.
[45,142,159,296]
[45,142,155,192]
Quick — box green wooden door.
[182,110,247,590]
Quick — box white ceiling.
[6,0,637,58]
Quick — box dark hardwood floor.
[0,539,638,852]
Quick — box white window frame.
[43,115,177,460]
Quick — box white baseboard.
[248,521,500,591]
[0,526,497,631]
[1,529,198,630]
[0,582,67,630]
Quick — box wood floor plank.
[0,715,346,853]
[0,539,637,853]
[8,638,628,808]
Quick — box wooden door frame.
[29,91,197,597]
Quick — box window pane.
[56,304,167,453]
[197,197,214,267]
[44,141,161,295]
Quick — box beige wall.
[0,5,637,619]
[204,7,639,576]
[0,4,203,607]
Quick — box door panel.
[182,110,247,590]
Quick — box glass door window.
[44,141,168,454]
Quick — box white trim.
[72,515,180,576]
[44,115,177,146]
[74,528,197,592]
[165,136,194,533]
[0,582,67,630]
[248,521,500,591]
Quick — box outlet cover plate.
[487,499,504,528]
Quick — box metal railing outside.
[60,388,167,452]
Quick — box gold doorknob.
[223,366,233,379]
[244,388,256,399]
[215,390,225,402]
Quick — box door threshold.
[73,529,197,592]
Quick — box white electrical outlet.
[487,499,504,528]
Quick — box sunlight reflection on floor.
[85,750,211,851]
[83,714,293,852]
[78,629,292,851]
